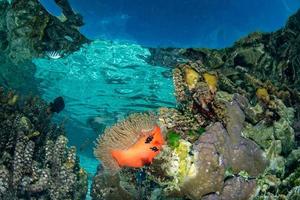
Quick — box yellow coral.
[79,168,87,176]
[28,131,40,139]
[184,67,199,90]
[153,140,197,193]
[174,140,195,183]
[8,95,18,106]
[256,88,270,103]
[64,160,75,169]
[203,73,217,94]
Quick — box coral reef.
[0,88,87,199]
[91,93,271,199]
[202,177,257,200]
[91,9,300,200]
[147,9,300,115]
[148,100,267,199]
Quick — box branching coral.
[0,88,87,199]
[173,67,188,103]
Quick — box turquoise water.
[33,40,176,197]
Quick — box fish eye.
[145,135,154,144]
[150,146,159,152]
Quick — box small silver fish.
[46,51,61,59]
[64,35,74,42]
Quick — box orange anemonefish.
[111,125,164,168]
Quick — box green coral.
[256,173,281,198]
[167,131,180,149]
[282,167,300,190]
[238,170,250,180]
[274,118,295,154]
[274,98,294,123]
[242,98,295,155]
[186,128,205,142]
[242,122,274,150]
[215,91,233,102]
[196,127,206,135]
[224,167,234,179]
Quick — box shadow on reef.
[0,88,88,199]
[91,9,300,200]
[0,0,90,95]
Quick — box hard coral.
[94,113,165,174]
[0,88,87,199]
[173,68,188,103]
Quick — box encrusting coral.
[94,113,165,174]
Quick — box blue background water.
[41,0,300,48]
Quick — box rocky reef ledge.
[147,9,300,115]
[0,0,90,94]
[91,9,300,200]
[0,0,90,63]
[0,88,88,199]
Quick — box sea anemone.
[94,113,165,174]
